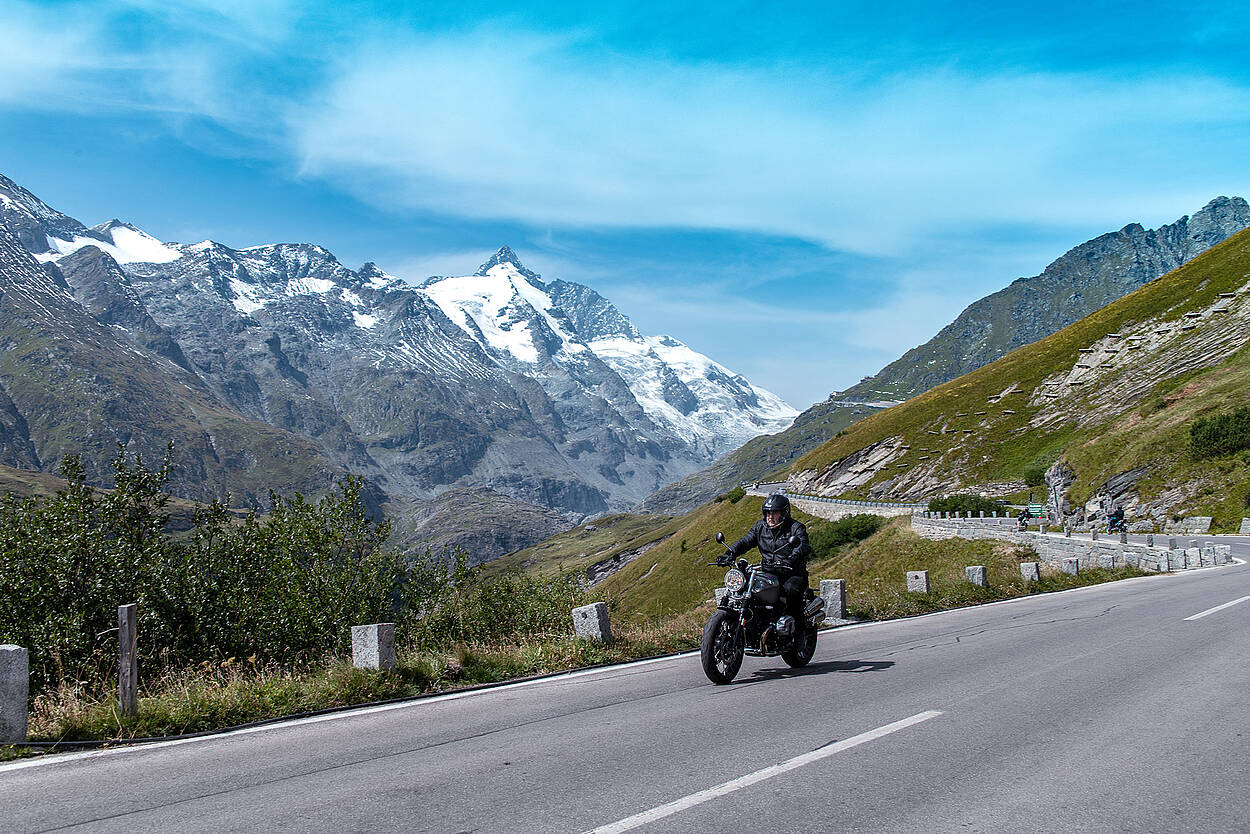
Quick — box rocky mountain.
[788,226,1250,530]
[0,173,794,558]
[640,197,1250,514]
[843,197,1250,403]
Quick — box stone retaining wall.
[910,516,1232,572]
[790,497,916,523]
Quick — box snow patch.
[353,311,378,329]
[229,277,267,314]
[41,226,182,265]
[421,270,541,363]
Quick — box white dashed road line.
[583,710,944,834]
[1184,595,1250,621]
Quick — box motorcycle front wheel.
[701,609,744,684]
[782,626,817,668]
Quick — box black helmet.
[762,493,790,518]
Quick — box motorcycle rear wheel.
[782,626,817,668]
[701,609,744,684]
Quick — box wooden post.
[119,603,138,717]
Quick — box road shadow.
[742,658,894,682]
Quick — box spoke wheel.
[782,626,817,668]
[701,609,744,684]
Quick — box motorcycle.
[1107,516,1127,534]
[700,531,826,684]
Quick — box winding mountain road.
[5,542,1249,833]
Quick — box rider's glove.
[716,554,732,567]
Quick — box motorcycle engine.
[775,615,795,638]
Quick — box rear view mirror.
[715,532,725,544]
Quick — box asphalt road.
[5,541,1250,833]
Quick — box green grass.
[487,512,681,577]
[812,517,1148,620]
[12,610,713,750]
[787,226,1250,525]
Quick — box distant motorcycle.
[1107,516,1127,534]
[700,532,826,684]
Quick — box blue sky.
[3,1,1250,408]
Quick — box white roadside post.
[965,566,988,587]
[0,645,28,744]
[820,579,848,624]
[906,570,930,593]
[1020,562,1040,582]
[351,623,397,671]
[572,602,612,644]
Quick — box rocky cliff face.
[844,197,1250,402]
[0,173,795,558]
[641,197,1250,515]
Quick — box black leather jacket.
[727,517,811,576]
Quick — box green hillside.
[789,227,1250,529]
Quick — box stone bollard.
[820,579,848,624]
[907,570,930,593]
[979,511,985,519]
[572,602,612,644]
[1065,526,1072,538]
[965,566,988,587]
[992,511,998,518]
[1091,529,1098,541]
[1039,522,1047,534]
[1190,539,1199,550]
[1020,562,1040,581]
[352,623,397,671]
[1240,518,1250,535]
[1098,554,1117,570]
[1147,534,1154,547]
[1185,547,1201,569]
[1062,558,1080,576]
[1119,531,1128,544]
[1168,537,1179,550]
[1,645,28,744]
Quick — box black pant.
[778,573,808,618]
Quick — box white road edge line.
[1184,595,1250,621]
[582,710,943,834]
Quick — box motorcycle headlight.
[724,569,746,593]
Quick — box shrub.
[809,513,883,560]
[1021,464,1047,487]
[0,448,587,695]
[927,494,1008,516]
[726,487,746,504]
[1190,406,1250,460]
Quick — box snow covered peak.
[422,259,575,364]
[38,221,182,265]
[420,249,797,456]
[476,245,541,282]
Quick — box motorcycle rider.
[718,493,811,624]
[1108,505,1125,532]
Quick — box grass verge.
[4,518,1159,760]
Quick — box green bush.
[809,513,883,560]
[927,494,1008,516]
[0,448,585,694]
[1020,464,1047,487]
[1190,406,1250,459]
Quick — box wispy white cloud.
[288,28,1250,257]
